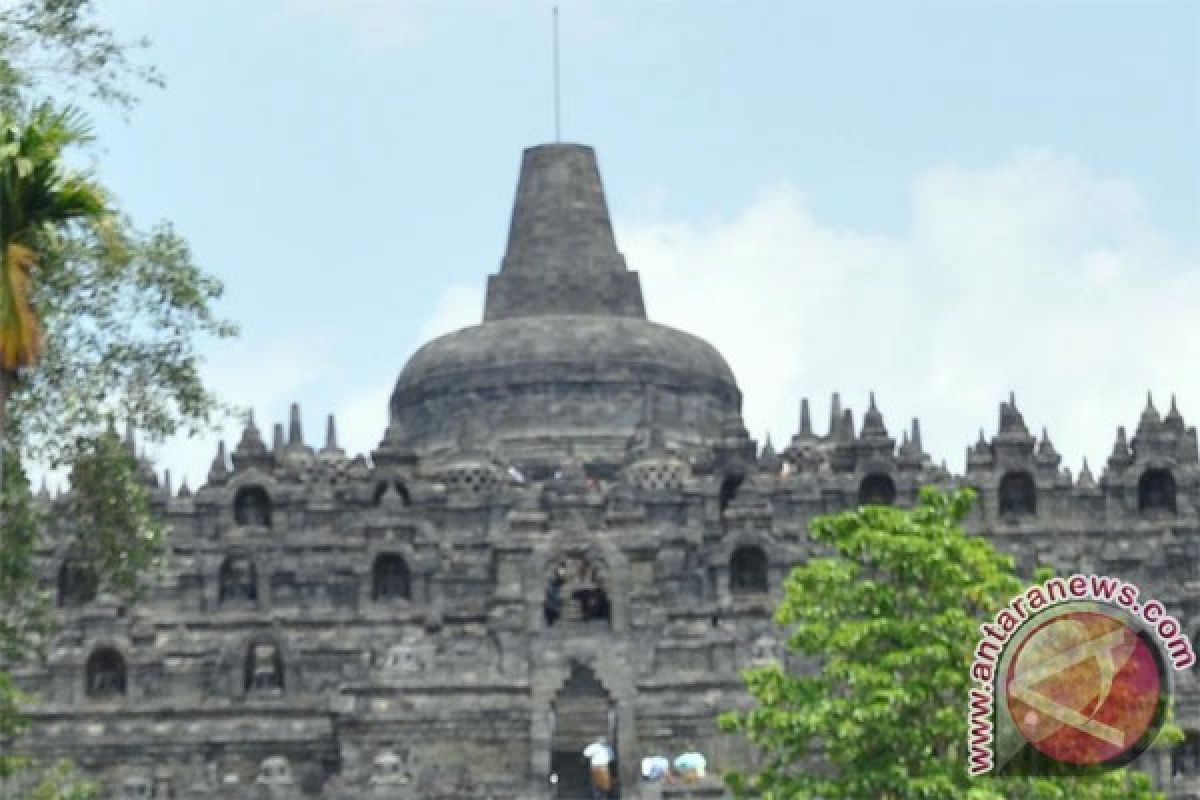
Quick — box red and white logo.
[1005,610,1163,766]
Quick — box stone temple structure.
[8,143,1200,799]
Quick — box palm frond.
[0,103,108,372]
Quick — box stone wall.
[6,391,1197,799]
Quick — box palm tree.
[0,104,108,488]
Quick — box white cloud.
[616,150,1200,475]
[418,282,485,342]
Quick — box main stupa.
[390,144,742,470]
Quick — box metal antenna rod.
[553,6,561,142]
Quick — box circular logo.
[1004,610,1167,766]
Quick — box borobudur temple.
[7,142,1200,800]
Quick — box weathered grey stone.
[7,142,1198,800]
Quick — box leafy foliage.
[4,757,97,800]
[0,107,226,796]
[0,102,107,372]
[11,213,236,467]
[0,0,162,113]
[0,452,44,787]
[0,428,160,784]
[0,7,234,799]
[719,488,1168,800]
[0,451,46,663]
[62,425,165,595]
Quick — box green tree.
[0,103,106,473]
[719,488,1170,800]
[0,448,113,800]
[0,0,161,113]
[0,4,235,797]
[0,132,230,794]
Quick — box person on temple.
[544,566,565,626]
[641,755,670,783]
[592,583,610,621]
[674,748,707,783]
[582,738,614,799]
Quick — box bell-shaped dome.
[389,144,742,469]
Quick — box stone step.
[554,710,611,742]
[555,732,611,749]
[557,703,610,716]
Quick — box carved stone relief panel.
[377,628,434,676]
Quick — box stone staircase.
[555,697,609,749]
[551,695,615,798]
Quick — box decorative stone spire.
[288,402,304,447]
[231,411,272,471]
[283,402,314,463]
[483,144,645,321]
[897,418,926,468]
[162,469,172,497]
[1036,427,1060,465]
[325,415,339,450]
[1137,391,1161,436]
[178,478,191,498]
[827,392,842,439]
[1077,458,1097,490]
[798,397,813,438]
[834,408,856,446]
[759,435,782,474]
[830,410,859,472]
[1108,425,1133,471]
[207,440,229,485]
[272,423,285,458]
[785,397,818,464]
[998,391,1030,437]
[967,428,993,470]
[1165,394,1185,434]
[859,392,888,440]
[318,414,346,462]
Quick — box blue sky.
[80,0,1198,487]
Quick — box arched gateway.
[550,664,617,799]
